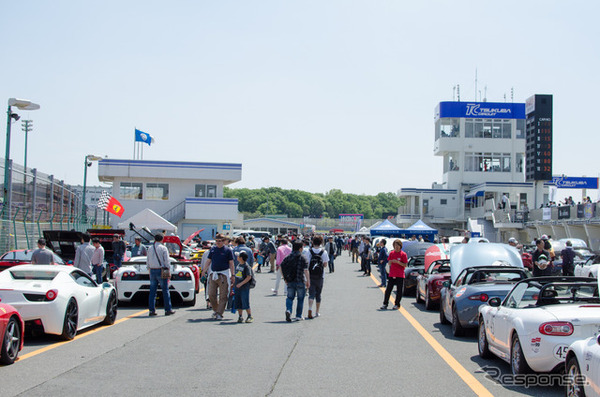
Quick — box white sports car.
[565,335,600,397]
[114,257,196,306]
[478,276,600,374]
[0,265,117,340]
[574,255,600,279]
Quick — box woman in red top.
[381,239,408,310]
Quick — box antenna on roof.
[457,84,460,101]
[504,93,507,102]
[453,85,456,101]
[483,86,487,102]
[511,87,514,103]
[475,68,478,101]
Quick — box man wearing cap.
[31,238,55,264]
[112,234,126,270]
[130,236,148,257]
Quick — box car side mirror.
[488,297,501,307]
[442,280,450,288]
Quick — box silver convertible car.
[439,243,528,336]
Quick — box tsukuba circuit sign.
[551,176,599,189]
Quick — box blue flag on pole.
[135,129,155,146]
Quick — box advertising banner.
[542,208,551,220]
[551,176,599,189]
[339,214,363,232]
[577,205,584,218]
[436,101,526,120]
[584,203,595,219]
[558,206,570,219]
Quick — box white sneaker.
[294,316,304,321]
[215,314,223,320]
[211,312,217,319]
[314,312,320,318]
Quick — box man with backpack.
[280,241,310,322]
[304,235,329,319]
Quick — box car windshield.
[10,269,59,280]
[537,283,599,305]
[431,265,450,274]
[467,269,525,284]
[1,251,33,261]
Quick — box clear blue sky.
[2,1,598,201]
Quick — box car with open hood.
[439,243,528,336]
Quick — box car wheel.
[451,305,465,337]
[566,356,586,397]
[478,317,492,358]
[439,301,450,325]
[415,285,423,303]
[425,288,435,310]
[103,292,118,325]
[61,298,78,340]
[510,334,531,375]
[0,316,21,365]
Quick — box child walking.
[234,251,253,323]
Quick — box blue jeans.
[149,268,173,313]
[286,281,306,318]
[113,255,123,269]
[92,264,103,284]
[378,263,387,286]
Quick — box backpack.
[309,250,324,277]
[281,254,299,283]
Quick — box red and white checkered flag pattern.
[97,190,125,217]
[97,190,111,210]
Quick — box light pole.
[82,155,103,222]
[21,120,32,198]
[4,98,40,218]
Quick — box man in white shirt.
[147,233,175,316]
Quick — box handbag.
[154,244,171,279]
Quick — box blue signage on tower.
[436,101,526,120]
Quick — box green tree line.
[223,187,405,219]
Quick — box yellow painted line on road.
[370,274,493,397]
[17,309,150,362]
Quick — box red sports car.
[0,302,24,365]
[0,249,66,272]
[416,260,451,310]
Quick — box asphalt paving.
[2,252,564,396]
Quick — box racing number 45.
[553,345,569,360]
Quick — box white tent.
[117,208,177,232]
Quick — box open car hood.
[450,243,523,283]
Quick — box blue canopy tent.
[398,220,438,241]
[369,219,403,237]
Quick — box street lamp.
[4,98,40,218]
[82,154,103,221]
[21,120,33,198]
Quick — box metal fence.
[0,159,106,253]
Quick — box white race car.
[565,335,600,397]
[114,257,196,306]
[478,276,600,374]
[0,265,117,340]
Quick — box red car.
[415,260,451,310]
[0,302,24,365]
[0,249,66,272]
